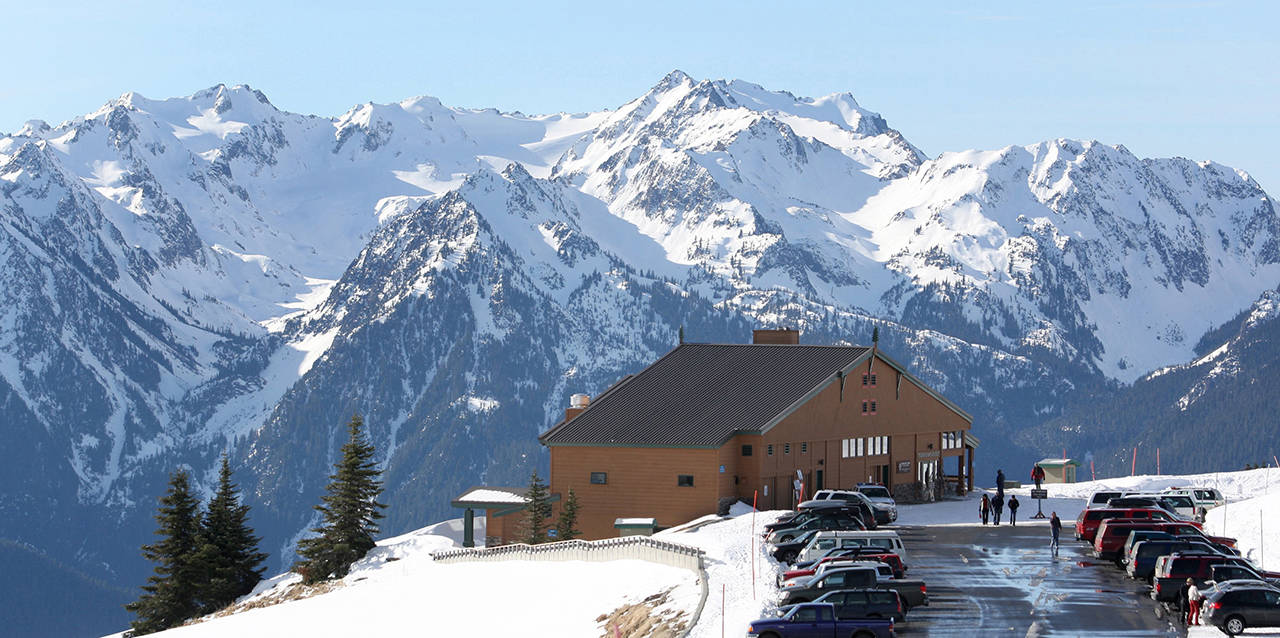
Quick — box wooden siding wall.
[548,446,719,540]
[753,354,970,510]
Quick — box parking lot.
[895,522,1184,636]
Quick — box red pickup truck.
[1075,507,1176,543]
[1093,520,1203,562]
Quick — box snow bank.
[1203,491,1280,572]
[1007,466,1280,503]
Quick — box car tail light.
[920,584,927,594]
[1155,582,1162,592]
[1211,601,1222,610]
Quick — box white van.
[1161,487,1225,517]
[797,530,909,566]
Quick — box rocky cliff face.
[1,73,1277,634]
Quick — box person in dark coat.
[996,469,1006,498]
[1049,512,1062,555]
[1031,465,1046,490]
[980,494,991,525]
[1178,578,1193,625]
[1008,495,1020,525]
[992,492,1004,524]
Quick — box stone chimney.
[564,393,590,421]
[752,327,800,345]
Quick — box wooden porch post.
[966,446,974,492]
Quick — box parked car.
[1119,530,1176,563]
[1201,582,1280,636]
[1085,490,1125,509]
[765,508,865,535]
[1075,507,1176,542]
[803,588,904,621]
[1125,539,1222,581]
[778,565,928,611]
[1093,520,1206,562]
[798,531,910,566]
[1151,552,1264,602]
[767,512,865,544]
[789,549,907,580]
[855,483,899,524]
[799,493,878,529]
[746,602,896,638]
[1117,492,1198,519]
[772,530,822,563]
[1162,486,1226,513]
[1206,564,1280,589]
[781,561,894,589]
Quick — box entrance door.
[815,469,824,491]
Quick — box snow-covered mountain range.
[1,71,1276,635]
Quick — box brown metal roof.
[538,343,871,447]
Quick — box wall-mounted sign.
[719,465,726,473]
[896,460,911,473]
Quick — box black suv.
[1202,583,1280,635]
[807,588,904,621]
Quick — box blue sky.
[5,1,1278,192]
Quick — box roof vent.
[570,393,590,408]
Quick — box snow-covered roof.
[1037,458,1081,466]
[614,517,657,527]
[452,487,529,505]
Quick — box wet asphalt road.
[895,522,1184,637]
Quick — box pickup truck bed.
[747,603,895,638]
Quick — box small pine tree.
[518,471,552,545]
[193,455,267,614]
[294,413,387,583]
[553,488,581,541]
[126,469,203,635]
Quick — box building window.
[861,374,869,386]
[801,442,808,453]
[870,401,877,414]
[856,438,864,456]
[589,471,607,485]
[861,400,869,414]
[742,444,753,456]
[842,439,849,458]
[784,443,791,454]
[677,474,694,487]
[870,373,877,386]
[767,444,774,456]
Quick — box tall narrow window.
[870,400,877,414]
[842,439,850,458]
[856,438,864,457]
[861,400,869,414]
[768,444,774,456]
[801,442,808,453]
[869,374,877,386]
[784,443,791,454]
[861,374,869,386]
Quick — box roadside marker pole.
[1157,448,1161,475]
[752,490,758,601]
[1090,459,1095,482]
[1131,447,1137,476]
[721,583,726,638]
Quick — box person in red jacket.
[1031,465,1046,490]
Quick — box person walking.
[1188,580,1203,625]
[1008,495,1020,526]
[992,492,1004,525]
[1049,512,1062,555]
[1178,578,1192,626]
[1031,465,1045,490]
[996,469,1006,498]
[980,493,991,525]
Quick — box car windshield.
[1164,496,1194,508]
[860,486,890,498]
[1092,492,1120,504]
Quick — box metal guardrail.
[432,535,705,572]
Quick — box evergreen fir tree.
[125,469,202,635]
[294,414,387,584]
[553,488,581,541]
[192,455,267,613]
[518,470,552,545]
